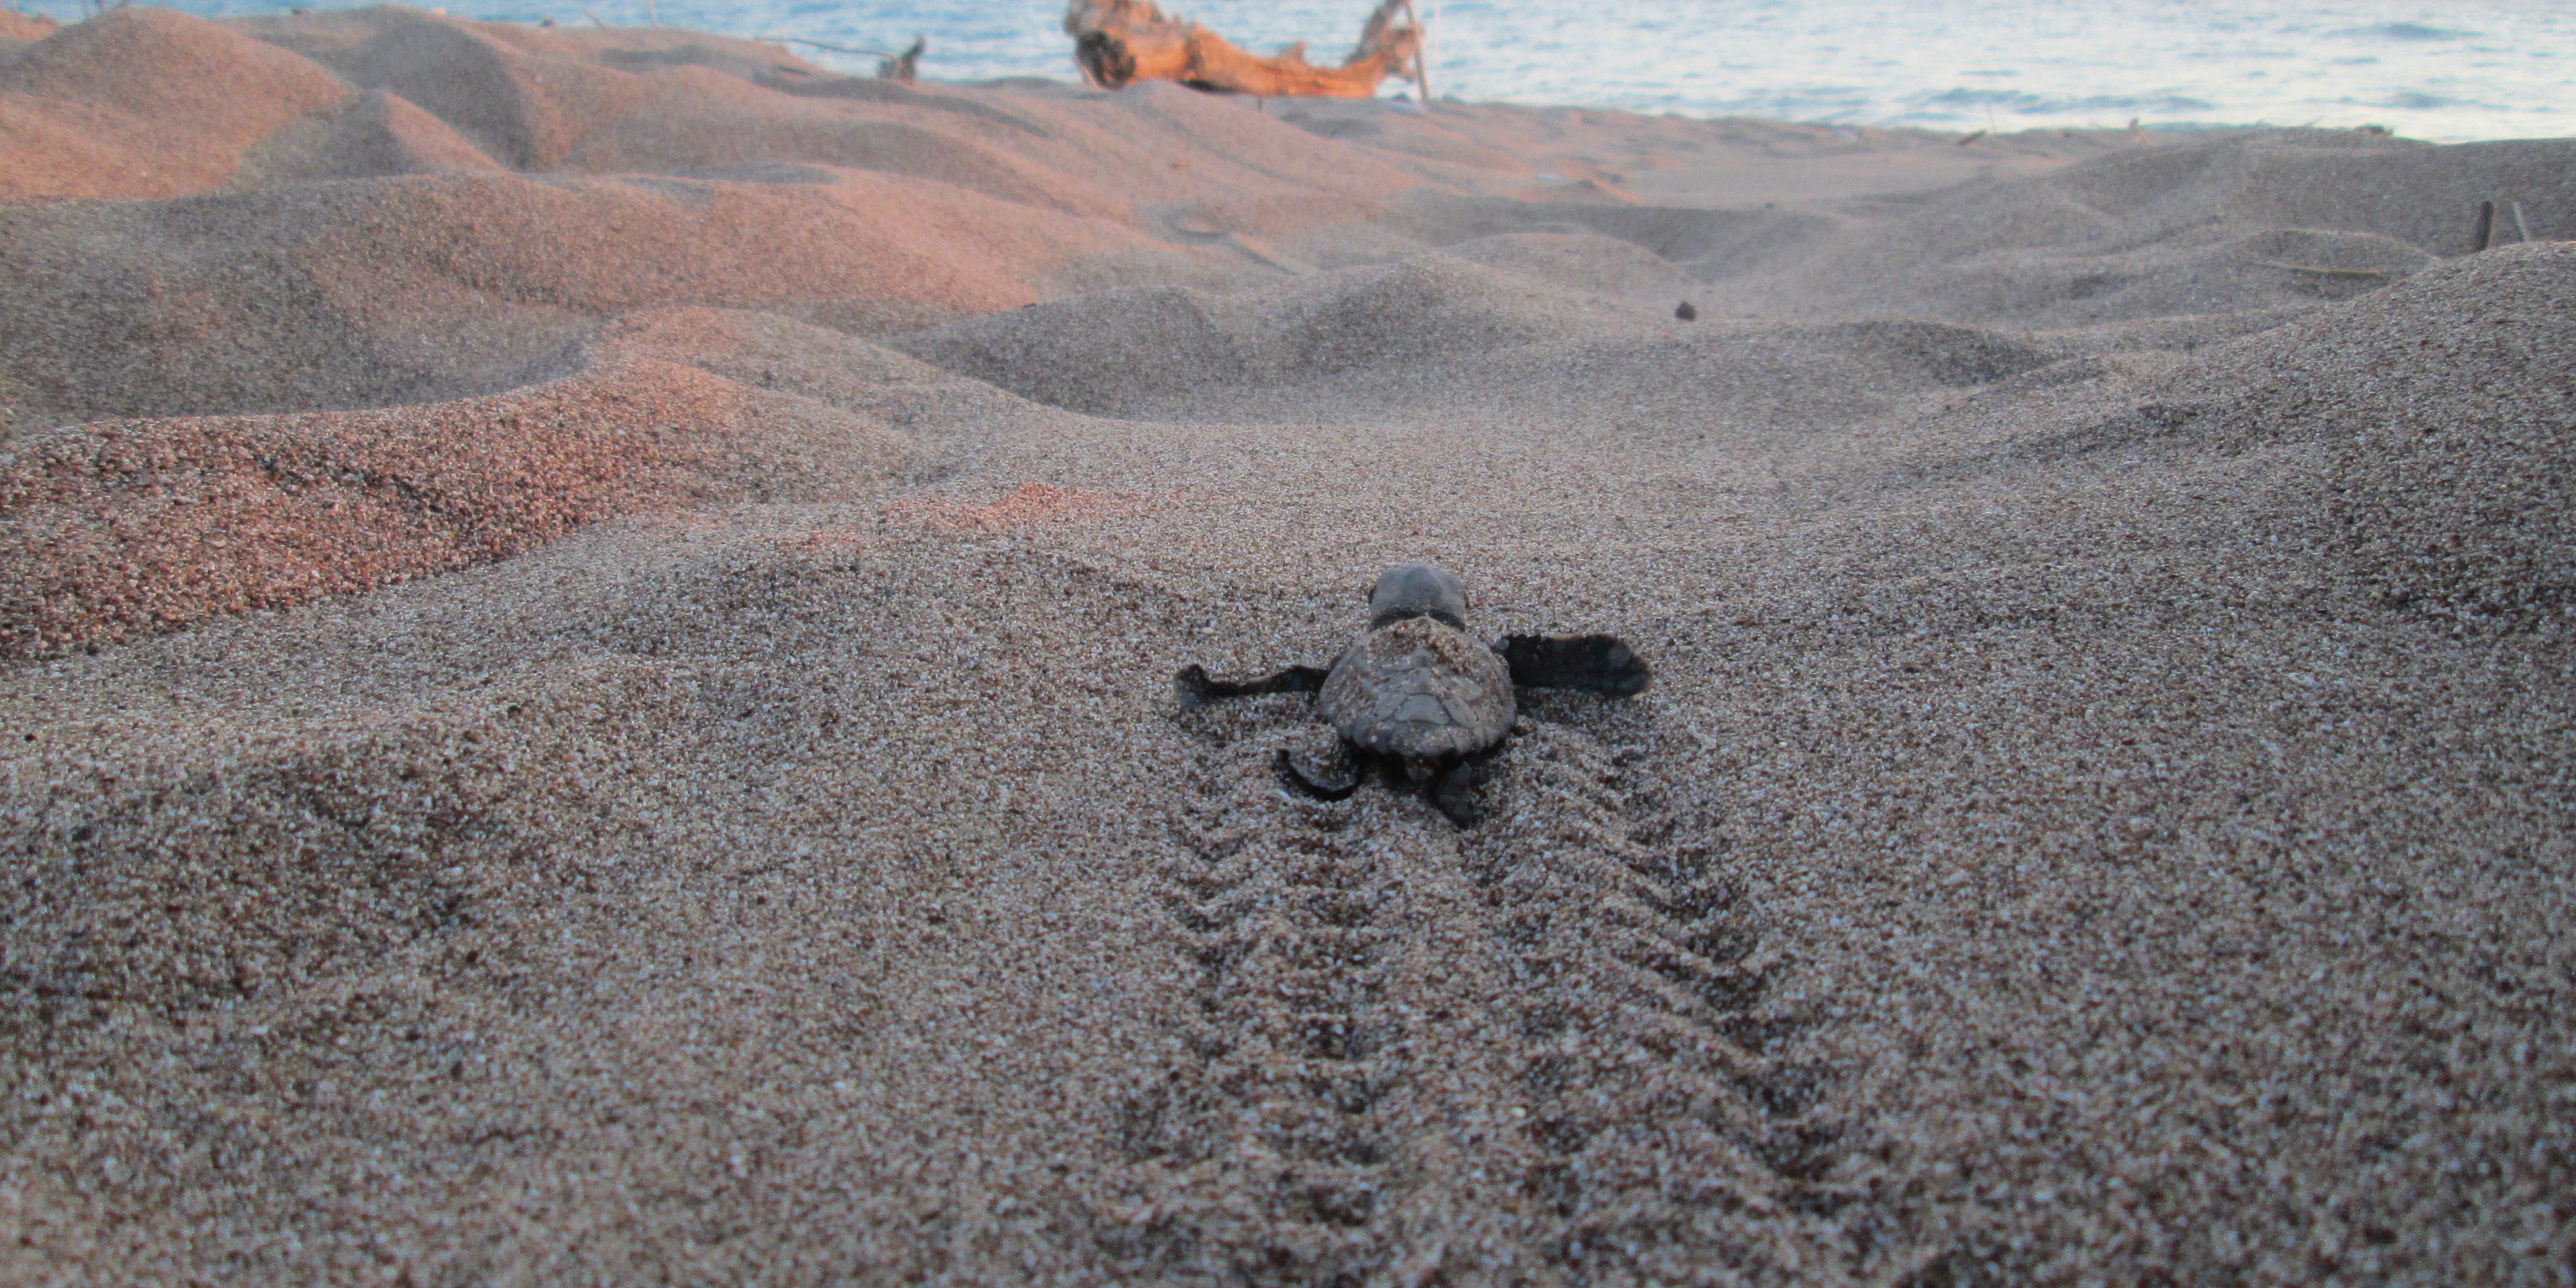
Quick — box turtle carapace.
[1175,562,1651,826]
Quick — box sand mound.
[0,316,918,658]
[2163,242,2576,626]
[1890,224,2435,329]
[233,86,507,184]
[0,167,1165,428]
[2054,132,2576,254]
[0,10,58,42]
[277,9,1105,211]
[0,7,349,201]
[1338,192,1834,285]
[564,66,1129,217]
[896,243,1683,414]
[226,7,1421,235]
[889,286,1237,417]
[1434,231,1700,299]
[0,6,1415,232]
[1250,252,1611,377]
[1741,131,2576,332]
[266,7,640,171]
[600,306,1000,421]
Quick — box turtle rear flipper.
[1427,760,1485,828]
[1492,634,1651,697]
[1176,662,1330,709]
[1275,740,1364,801]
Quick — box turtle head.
[1367,562,1469,631]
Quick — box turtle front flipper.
[1175,662,1330,709]
[1492,634,1652,697]
[1275,739,1364,801]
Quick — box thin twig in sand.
[1403,0,1430,101]
[2511,201,2533,243]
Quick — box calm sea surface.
[43,0,2576,141]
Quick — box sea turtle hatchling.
[1175,562,1651,826]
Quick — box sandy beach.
[3,7,2572,1283]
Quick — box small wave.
[1714,86,1880,118]
[2334,22,2477,42]
[1913,86,2217,115]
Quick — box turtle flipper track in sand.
[1103,737,1412,1280]
[1463,723,1873,1281]
[1176,662,1330,707]
[1095,704,1881,1283]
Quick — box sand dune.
[1696,131,2574,329]
[892,242,1691,416]
[0,7,346,201]
[0,10,58,42]
[0,165,1171,431]
[2156,245,2576,624]
[3,310,926,658]
[2,7,2570,1285]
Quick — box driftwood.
[880,37,925,85]
[1065,0,1423,99]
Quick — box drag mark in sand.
[1094,693,1870,1282]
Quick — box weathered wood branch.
[1065,0,1422,99]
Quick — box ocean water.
[39,0,2576,142]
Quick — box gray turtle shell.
[1318,615,1517,762]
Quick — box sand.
[2,7,2571,1285]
